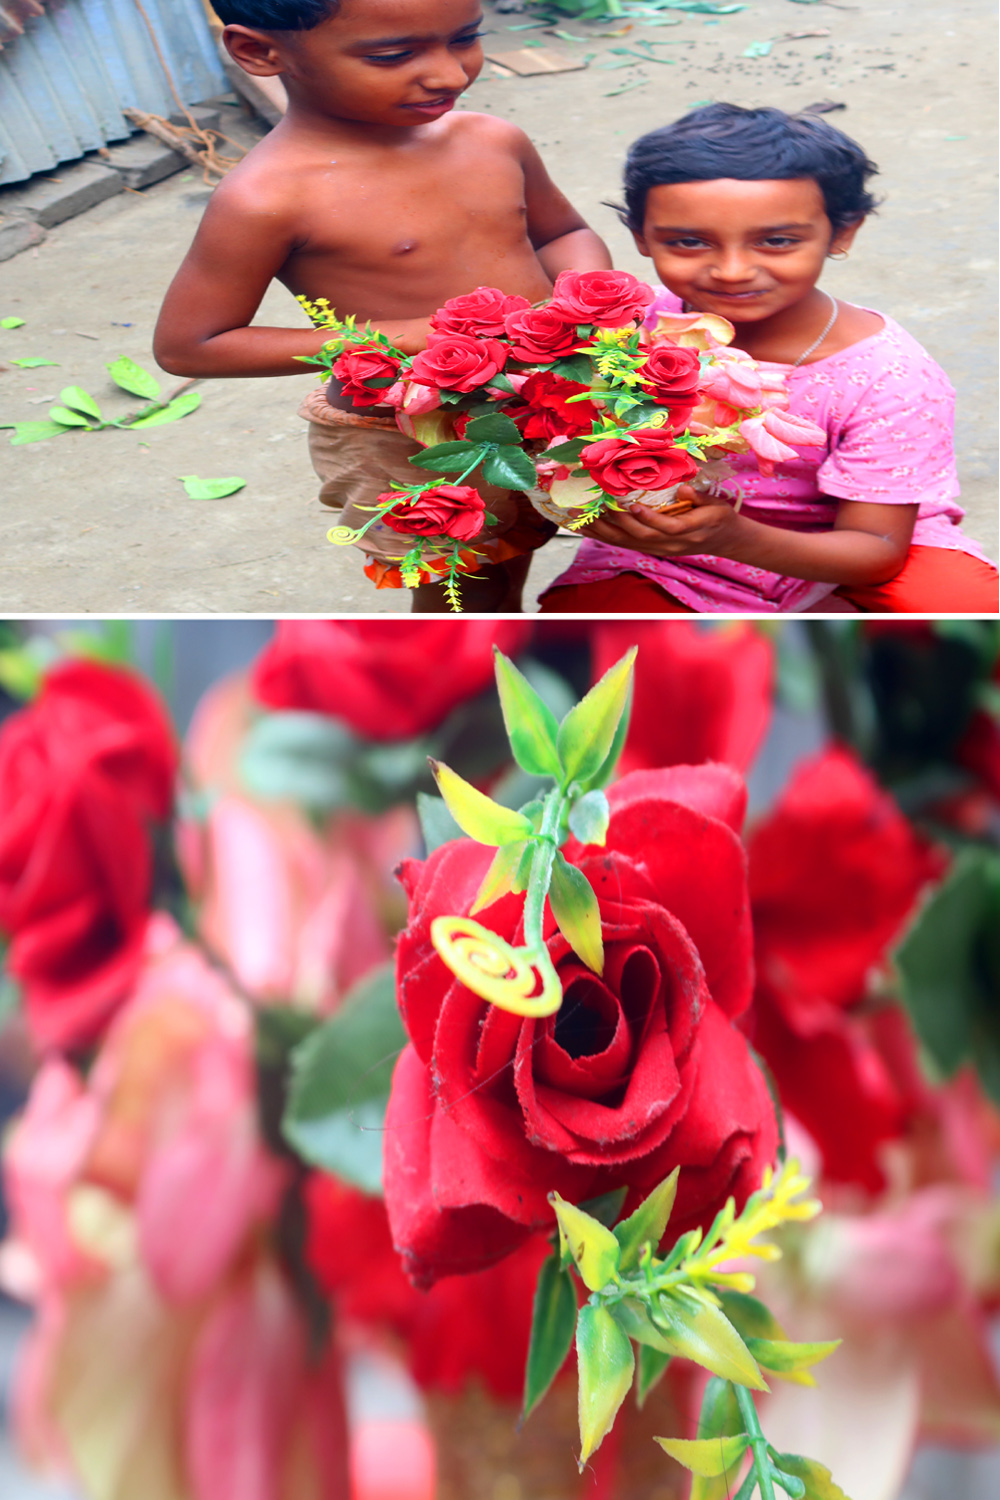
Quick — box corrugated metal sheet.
[0,0,227,185]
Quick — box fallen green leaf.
[177,475,247,500]
[10,357,60,368]
[60,385,102,420]
[1,316,26,329]
[128,391,202,428]
[107,355,161,400]
[5,420,70,445]
[49,406,94,428]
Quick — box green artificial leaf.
[717,1290,786,1343]
[567,788,610,847]
[49,405,94,427]
[576,1303,634,1466]
[1,316,25,329]
[408,439,481,473]
[549,850,603,974]
[471,840,532,914]
[178,475,247,499]
[550,1193,621,1291]
[107,355,161,399]
[550,354,594,383]
[768,1452,851,1500]
[128,391,201,427]
[655,1288,767,1390]
[746,1337,840,1385]
[493,648,562,778]
[60,385,102,420]
[0,645,45,697]
[416,790,462,853]
[523,1251,578,1421]
[578,678,634,793]
[636,1345,672,1408]
[544,437,589,464]
[241,710,355,811]
[0,969,21,1027]
[614,1168,679,1271]
[464,412,523,446]
[611,1297,676,1355]
[895,848,1000,1083]
[482,445,538,491]
[282,962,404,1193]
[7,420,70,445]
[557,647,637,787]
[431,759,534,846]
[690,1378,744,1500]
[654,1434,749,1478]
[10,357,60,368]
[577,1186,628,1228]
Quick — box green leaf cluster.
[408,412,538,491]
[523,1160,842,1495]
[2,358,201,445]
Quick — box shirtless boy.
[153,0,611,611]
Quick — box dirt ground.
[0,0,995,614]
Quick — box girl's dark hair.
[212,0,338,28]
[621,103,879,234]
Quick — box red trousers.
[538,546,999,615]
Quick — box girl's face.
[633,177,862,323]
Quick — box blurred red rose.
[330,346,401,407]
[305,1174,551,1400]
[384,764,778,1288]
[430,287,531,338]
[410,333,508,393]
[507,371,599,441]
[548,269,654,329]
[381,484,486,542]
[747,746,944,1188]
[503,305,582,363]
[581,429,698,497]
[590,622,774,777]
[0,661,177,1051]
[251,622,532,742]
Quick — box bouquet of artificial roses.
[298,271,826,608]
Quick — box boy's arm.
[153,181,430,379]
[583,492,917,585]
[517,132,612,279]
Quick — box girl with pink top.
[539,104,998,614]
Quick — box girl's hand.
[581,486,748,558]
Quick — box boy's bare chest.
[283,143,530,285]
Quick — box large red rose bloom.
[385,764,778,1288]
[251,621,532,742]
[0,661,177,1050]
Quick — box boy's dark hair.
[212,0,337,28]
[621,103,879,234]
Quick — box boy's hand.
[581,486,747,558]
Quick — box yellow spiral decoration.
[430,916,563,1018]
[327,525,361,545]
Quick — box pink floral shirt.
[548,294,990,613]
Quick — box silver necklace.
[792,291,838,367]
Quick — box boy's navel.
[393,239,418,256]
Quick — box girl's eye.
[760,236,799,248]
[665,238,709,250]
[453,30,484,47]
[366,50,413,64]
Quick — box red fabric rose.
[409,334,508,392]
[581,429,698,497]
[748,746,944,1188]
[430,287,531,338]
[380,484,486,542]
[0,661,177,1051]
[251,622,532,742]
[305,1174,551,1400]
[330,346,400,408]
[590,622,774,777]
[508,371,599,441]
[547,269,654,329]
[384,764,778,1288]
[639,344,702,420]
[503,304,582,363]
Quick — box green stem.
[520,790,566,994]
[733,1385,776,1500]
